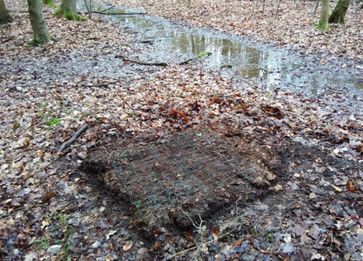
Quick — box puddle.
[89,4,362,96]
[75,1,363,97]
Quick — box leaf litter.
[0,0,362,260]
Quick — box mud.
[78,129,363,259]
[80,130,277,229]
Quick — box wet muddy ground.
[1,1,363,260]
[77,129,363,260]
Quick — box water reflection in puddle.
[100,7,361,95]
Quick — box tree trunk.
[27,0,50,45]
[317,0,330,31]
[0,0,13,24]
[56,0,84,20]
[329,0,350,24]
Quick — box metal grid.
[105,131,258,226]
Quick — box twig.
[91,11,147,15]
[313,0,320,16]
[116,54,209,67]
[9,9,28,13]
[83,0,91,19]
[89,0,92,19]
[116,54,168,67]
[0,37,14,44]
[179,57,197,65]
[58,124,89,153]
[97,5,115,14]
[165,227,237,260]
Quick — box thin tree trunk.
[27,0,50,45]
[329,0,350,23]
[56,0,84,20]
[0,0,13,24]
[317,0,330,31]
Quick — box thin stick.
[58,124,89,153]
[83,0,90,18]
[165,227,237,260]
[97,5,115,14]
[89,0,92,19]
[91,11,147,15]
[116,54,168,67]
[313,0,320,16]
[0,37,14,44]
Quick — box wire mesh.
[104,130,262,227]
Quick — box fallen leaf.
[211,226,220,241]
[261,104,284,119]
[122,241,133,252]
[346,180,355,192]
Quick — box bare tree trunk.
[0,0,13,24]
[56,0,84,20]
[27,0,50,45]
[329,0,350,23]
[317,0,330,31]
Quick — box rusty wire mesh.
[98,130,268,227]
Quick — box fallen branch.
[91,11,146,15]
[179,58,197,65]
[0,37,14,44]
[116,54,210,67]
[116,54,168,67]
[58,124,89,153]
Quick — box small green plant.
[55,8,86,21]
[266,231,275,242]
[53,213,74,260]
[198,51,212,59]
[35,236,50,249]
[43,0,56,9]
[46,117,61,127]
[132,200,142,209]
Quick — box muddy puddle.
[83,2,363,96]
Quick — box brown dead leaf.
[261,105,284,119]
[168,109,189,123]
[152,242,161,251]
[346,180,355,193]
[43,191,56,203]
[211,226,220,241]
[234,102,249,112]
[356,143,363,155]
[183,230,194,242]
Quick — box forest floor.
[0,1,363,261]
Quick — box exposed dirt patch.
[80,130,277,229]
[76,129,363,259]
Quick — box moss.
[55,7,86,21]
[29,36,50,46]
[43,0,56,8]
[316,22,330,32]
